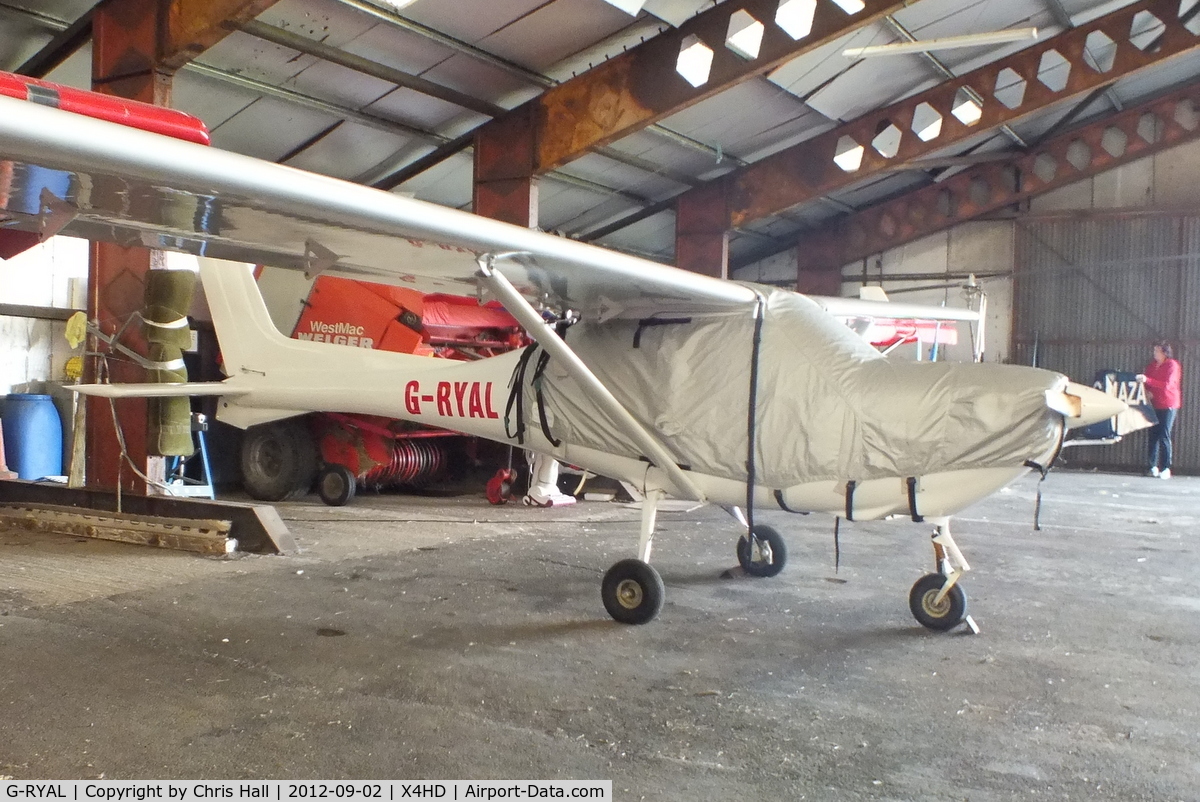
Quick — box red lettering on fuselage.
[468,383,484,417]
[405,381,501,419]
[453,381,468,417]
[484,383,499,419]
[404,381,420,415]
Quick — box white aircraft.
[0,90,1125,628]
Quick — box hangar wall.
[0,236,86,393]
[734,222,1012,364]
[1019,139,1200,474]
[1015,213,1200,473]
[734,136,1200,472]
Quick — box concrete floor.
[0,470,1197,800]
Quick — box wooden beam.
[0,479,295,554]
[0,502,234,555]
[0,303,82,321]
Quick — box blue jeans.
[1148,407,1178,471]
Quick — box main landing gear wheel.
[736,525,788,578]
[601,559,665,625]
[909,573,968,631]
[316,464,357,507]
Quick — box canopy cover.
[538,289,1064,487]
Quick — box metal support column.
[675,184,730,279]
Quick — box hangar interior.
[0,0,1199,795]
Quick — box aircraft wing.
[0,95,755,320]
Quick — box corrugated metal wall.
[1014,213,1200,473]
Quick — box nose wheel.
[909,573,968,630]
[909,519,973,631]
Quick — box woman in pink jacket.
[1141,341,1183,479]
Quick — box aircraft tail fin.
[198,257,298,376]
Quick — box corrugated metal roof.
[471,0,638,71]
[0,0,1195,267]
[398,0,554,44]
[658,78,821,159]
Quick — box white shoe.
[1149,467,1160,478]
[1161,468,1172,480]
[522,491,577,507]
[522,451,576,507]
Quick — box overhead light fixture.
[843,27,1038,58]
[603,0,647,14]
[370,0,420,10]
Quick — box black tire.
[317,464,357,507]
[240,418,318,501]
[601,559,665,625]
[736,524,788,578]
[909,573,968,631]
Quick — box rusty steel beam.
[680,0,1200,252]
[91,0,278,99]
[792,80,1200,281]
[478,0,902,268]
[474,104,539,228]
[532,0,903,171]
[476,0,903,182]
[86,0,168,494]
[93,0,164,103]
[164,0,279,69]
[674,183,730,279]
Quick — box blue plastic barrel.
[2,394,63,480]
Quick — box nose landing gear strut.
[909,518,977,633]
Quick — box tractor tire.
[240,418,318,501]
